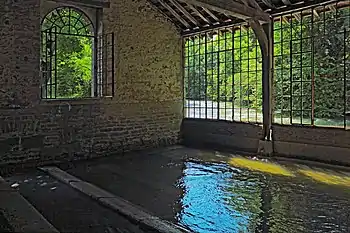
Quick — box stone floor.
[5,170,146,233]
[3,145,350,233]
[59,146,191,222]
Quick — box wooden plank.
[249,19,268,53]
[261,0,276,9]
[202,7,220,22]
[179,0,270,22]
[158,0,191,28]
[241,0,264,12]
[186,3,212,24]
[168,0,200,26]
[282,0,292,6]
[48,0,110,8]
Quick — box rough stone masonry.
[0,0,183,166]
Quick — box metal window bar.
[96,32,115,97]
[273,2,350,129]
[41,7,115,99]
[183,24,263,123]
[41,27,57,99]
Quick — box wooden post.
[250,19,273,141]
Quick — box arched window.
[42,7,93,36]
[41,7,96,99]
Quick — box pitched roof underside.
[149,0,349,35]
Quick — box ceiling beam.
[261,0,276,9]
[202,7,220,23]
[178,0,270,22]
[158,0,191,28]
[281,0,292,6]
[168,0,200,26]
[186,3,212,25]
[240,0,263,12]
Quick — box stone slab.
[38,167,80,183]
[0,190,59,233]
[41,166,190,233]
[69,181,116,198]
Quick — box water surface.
[176,158,350,233]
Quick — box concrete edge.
[0,176,60,233]
[39,167,192,233]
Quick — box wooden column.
[250,19,273,141]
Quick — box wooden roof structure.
[148,0,346,35]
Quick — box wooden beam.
[281,0,291,6]
[261,0,276,9]
[249,19,273,140]
[294,12,301,22]
[271,0,338,16]
[168,0,200,26]
[249,19,268,54]
[202,7,220,22]
[329,4,337,12]
[241,0,263,12]
[179,0,270,22]
[313,9,320,19]
[158,0,191,28]
[186,3,212,25]
[49,0,110,8]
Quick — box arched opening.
[41,7,94,99]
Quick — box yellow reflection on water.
[228,157,295,177]
[298,169,350,187]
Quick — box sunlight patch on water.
[176,160,350,233]
[228,157,295,177]
[298,169,350,187]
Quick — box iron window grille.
[184,25,263,123]
[41,7,115,99]
[273,2,350,129]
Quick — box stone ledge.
[274,141,350,166]
[40,166,192,233]
[0,177,59,233]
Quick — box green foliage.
[185,28,263,111]
[41,7,93,99]
[185,8,350,124]
[56,35,92,98]
[274,9,350,123]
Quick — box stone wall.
[0,0,182,167]
[272,125,350,165]
[103,0,182,102]
[181,119,350,165]
[181,119,263,153]
[0,0,41,108]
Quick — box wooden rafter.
[294,12,301,21]
[281,0,292,6]
[178,0,271,22]
[149,0,350,34]
[168,0,200,26]
[186,3,212,25]
[158,0,191,28]
[241,0,263,12]
[202,7,220,22]
[261,0,276,9]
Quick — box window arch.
[41,7,95,99]
[42,7,94,36]
[41,6,114,99]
